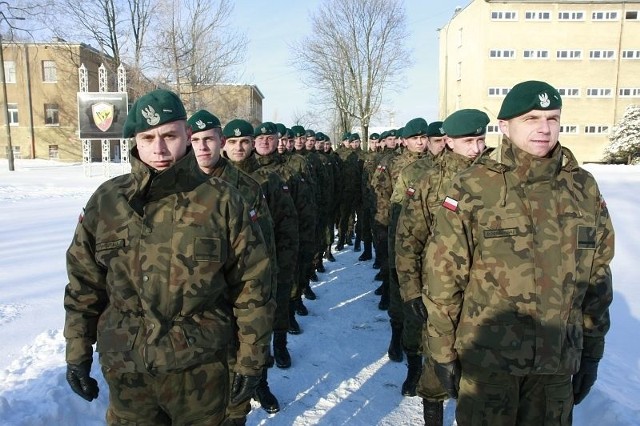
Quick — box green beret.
[397,127,405,138]
[315,132,326,141]
[370,133,380,140]
[402,118,429,138]
[388,129,397,137]
[254,121,278,137]
[342,132,351,141]
[427,121,445,137]
[187,110,221,134]
[380,131,389,140]
[275,123,287,136]
[291,125,306,137]
[222,119,254,138]
[497,80,562,120]
[350,133,360,141]
[123,89,186,138]
[305,129,316,138]
[442,109,490,138]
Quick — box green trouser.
[416,354,448,402]
[388,267,423,355]
[273,279,293,333]
[456,363,573,425]
[103,359,228,425]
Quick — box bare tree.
[152,0,247,112]
[292,0,409,141]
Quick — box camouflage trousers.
[456,363,573,425]
[416,354,448,402]
[102,358,228,425]
[388,268,422,355]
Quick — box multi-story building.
[438,0,640,162]
[1,40,264,162]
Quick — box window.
[558,88,580,97]
[491,11,517,21]
[589,50,615,59]
[557,50,582,59]
[523,50,549,59]
[525,11,551,21]
[586,88,612,97]
[622,50,640,59]
[489,49,515,59]
[456,62,462,80]
[8,103,18,125]
[626,11,639,20]
[457,28,463,47]
[2,61,16,83]
[584,125,609,134]
[592,11,619,21]
[42,60,57,82]
[619,88,640,97]
[48,145,59,160]
[560,125,579,134]
[487,125,501,134]
[44,103,59,125]
[488,87,510,96]
[558,11,584,21]
[11,146,21,159]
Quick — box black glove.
[434,360,461,399]
[66,361,99,401]
[405,297,427,323]
[229,372,262,405]
[573,358,599,405]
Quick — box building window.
[584,125,609,134]
[558,11,585,21]
[586,88,612,97]
[42,60,57,82]
[619,88,640,97]
[48,145,59,160]
[11,145,21,159]
[44,103,59,125]
[560,125,579,134]
[489,49,515,59]
[456,62,462,80]
[525,11,551,21]
[2,60,16,83]
[457,28,463,47]
[557,50,582,60]
[589,50,615,60]
[523,50,549,59]
[488,87,510,96]
[487,125,501,134]
[491,11,517,21]
[8,103,18,125]
[626,11,639,20]
[592,11,619,21]
[622,50,640,59]
[557,88,580,97]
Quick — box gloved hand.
[434,360,461,399]
[573,357,599,405]
[66,361,99,401]
[229,372,262,405]
[405,297,427,323]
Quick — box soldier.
[335,132,363,251]
[395,109,489,424]
[358,132,380,262]
[425,81,614,425]
[317,132,341,263]
[424,121,446,157]
[63,89,274,425]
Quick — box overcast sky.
[233,0,470,129]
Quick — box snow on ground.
[0,159,638,425]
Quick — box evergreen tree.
[604,104,640,164]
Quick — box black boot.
[303,285,317,300]
[374,284,383,295]
[316,261,326,273]
[374,270,384,281]
[336,234,345,251]
[288,300,302,334]
[358,241,372,261]
[353,236,361,252]
[378,281,389,310]
[294,297,309,315]
[387,323,403,362]
[254,370,280,414]
[309,271,319,282]
[273,331,291,369]
[372,258,381,269]
[324,245,336,262]
[401,354,423,396]
[423,399,444,426]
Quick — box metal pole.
[0,33,15,171]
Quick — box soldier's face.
[349,139,360,149]
[446,135,486,159]
[315,140,323,151]
[385,137,396,149]
[294,136,306,150]
[323,142,331,152]
[499,109,561,157]
[306,137,316,150]
[223,136,254,162]
[135,120,191,171]
[405,135,427,153]
[191,128,222,174]
[426,136,446,156]
[369,139,377,150]
[278,137,288,154]
[254,134,277,156]
[286,138,295,151]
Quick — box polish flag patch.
[442,196,459,212]
[249,209,258,222]
[405,187,416,197]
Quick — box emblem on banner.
[91,102,115,132]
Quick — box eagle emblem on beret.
[539,93,551,108]
[261,127,266,134]
[141,105,160,126]
[234,128,241,136]
[196,119,206,129]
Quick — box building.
[182,84,264,128]
[438,0,640,162]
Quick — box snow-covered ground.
[0,159,638,425]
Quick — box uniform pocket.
[544,379,572,425]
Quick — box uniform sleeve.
[373,162,393,226]
[423,178,473,364]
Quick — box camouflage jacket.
[336,148,362,198]
[394,150,471,297]
[64,148,274,376]
[298,148,330,216]
[372,150,421,227]
[425,138,614,376]
[234,154,299,287]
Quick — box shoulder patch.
[78,208,85,223]
[405,187,416,197]
[249,209,258,222]
[442,196,458,212]
[282,184,289,192]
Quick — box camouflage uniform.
[64,148,274,424]
[320,148,342,251]
[335,147,362,249]
[425,138,614,424]
[359,149,378,257]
